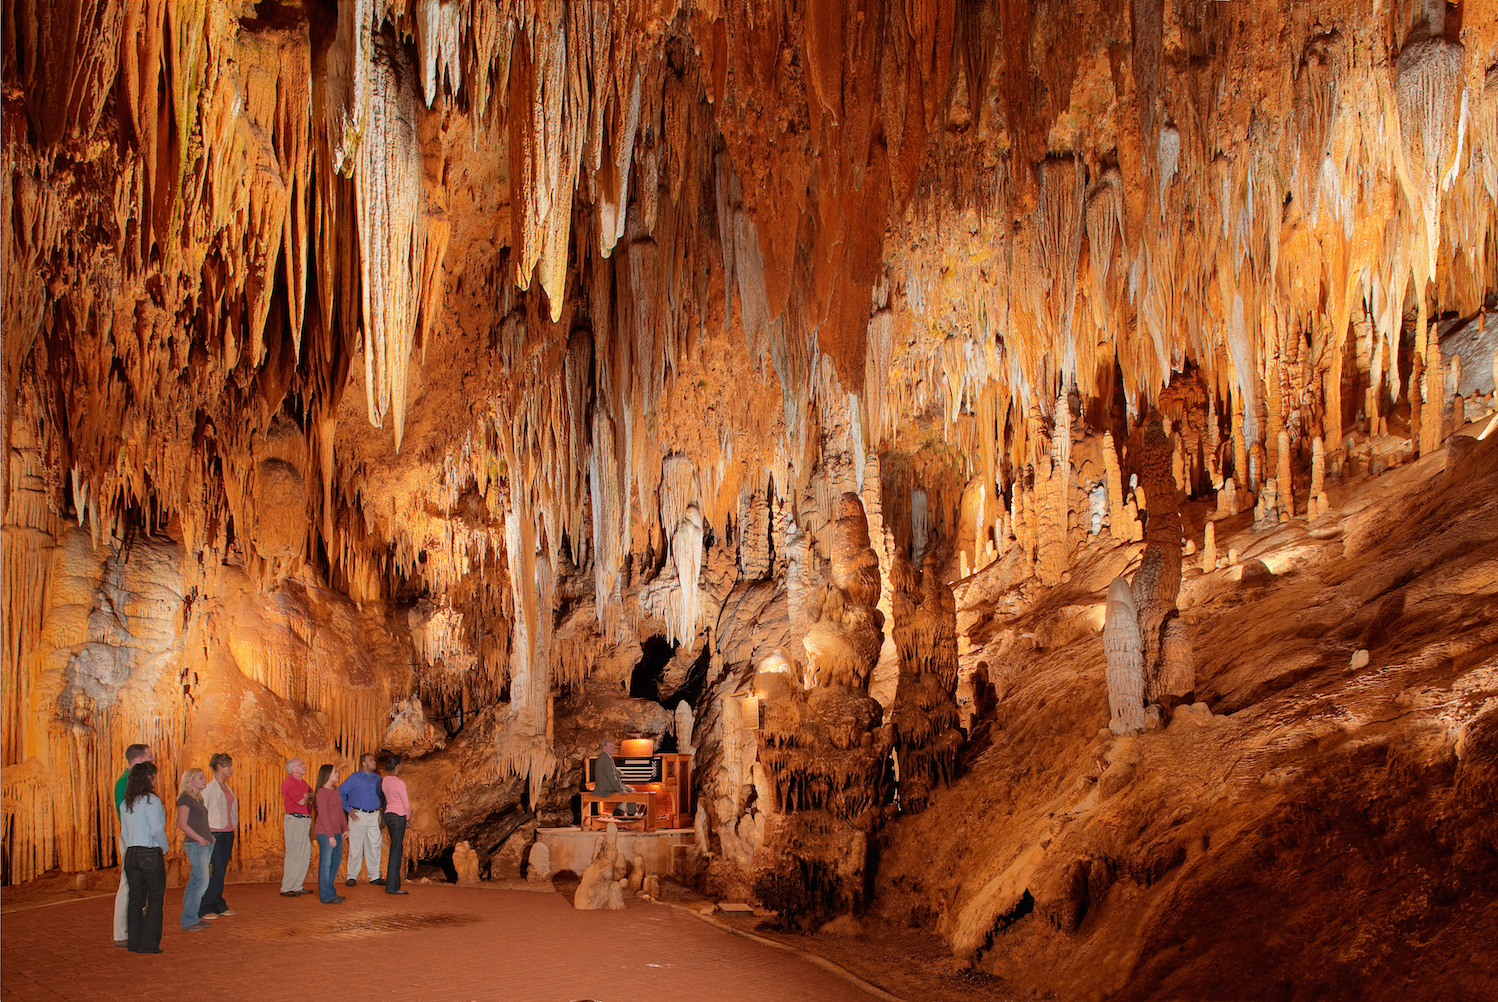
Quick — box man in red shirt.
[280,758,313,896]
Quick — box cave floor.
[0,881,882,1002]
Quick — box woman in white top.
[198,752,239,921]
[119,762,169,953]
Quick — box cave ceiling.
[3,0,1496,789]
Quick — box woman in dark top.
[313,764,348,904]
[175,768,214,932]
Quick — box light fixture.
[621,737,654,757]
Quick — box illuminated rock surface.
[2,1,1496,997]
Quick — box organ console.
[582,752,693,830]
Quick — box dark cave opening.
[629,635,676,701]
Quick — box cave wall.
[1,0,1496,950]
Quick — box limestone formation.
[1277,431,1295,518]
[1103,578,1146,735]
[383,695,446,757]
[453,841,481,885]
[526,842,552,883]
[2,4,1496,992]
[889,553,964,814]
[803,494,885,689]
[675,700,696,755]
[1155,620,1196,708]
[1134,423,1183,690]
[574,854,627,911]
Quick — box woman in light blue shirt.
[120,762,170,953]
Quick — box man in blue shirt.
[338,753,385,887]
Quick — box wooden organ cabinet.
[583,752,692,830]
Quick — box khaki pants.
[344,810,384,882]
[281,814,312,892]
[113,866,128,942]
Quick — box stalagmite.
[1134,422,1182,686]
[889,553,963,814]
[1277,430,1294,519]
[1311,437,1325,499]
[1202,522,1216,572]
[1155,619,1195,708]
[676,701,696,755]
[1103,577,1145,736]
[1216,479,1238,519]
[1411,354,1426,457]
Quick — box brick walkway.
[1,882,879,1002]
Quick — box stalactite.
[414,0,462,108]
[355,33,427,451]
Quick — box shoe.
[386,889,408,895]
[184,923,211,932]
[345,878,356,887]
[279,891,300,897]
[114,940,127,948]
[368,878,383,884]
[131,949,164,954]
[323,895,345,904]
[216,909,236,916]
[199,913,220,921]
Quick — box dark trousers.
[384,813,407,892]
[124,846,165,953]
[199,831,234,917]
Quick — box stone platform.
[538,825,696,876]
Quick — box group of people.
[293,752,412,905]
[114,744,413,954]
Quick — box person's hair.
[124,762,158,812]
[385,754,401,771]
[124,743,149,765]
[285,758,302,773]
[316,764,335,790]
[178,768,205,802]
[209,752,232,773]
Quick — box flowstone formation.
[889,551,963,814]
[752,495,894,929]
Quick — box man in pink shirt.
[280,758,312,896]
[381,756,411,895]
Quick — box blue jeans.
[181,842,213,928]
[198,831,234,918]
[317,833,343,902]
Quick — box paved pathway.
[1,882,877,1002]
